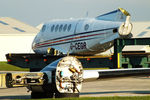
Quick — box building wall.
[0,34,36,61]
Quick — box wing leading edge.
[83,68,150,81]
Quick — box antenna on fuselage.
[86,11,89,17]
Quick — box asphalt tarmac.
[0,76,150,99]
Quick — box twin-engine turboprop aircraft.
[32,8,132,55]
[2,8,149,99]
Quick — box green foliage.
[0,62,29,71]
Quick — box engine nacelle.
[41,56,83,94]
[118,16,133,37]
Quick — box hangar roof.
[132,21,150,38]
[0,17,39,35]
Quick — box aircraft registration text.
[70,42,87,50]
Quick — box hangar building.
[122,21,150,52]
[0,17,39,61]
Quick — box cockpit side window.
[41,25,46,32]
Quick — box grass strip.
[0,62,29,71]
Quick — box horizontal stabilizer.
[96,8,130,22]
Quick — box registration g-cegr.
[70,42,87,50]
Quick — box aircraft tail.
[96,8,133,36]
[96,8,130,22]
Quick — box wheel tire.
[6,73,13,88]
[55,93,79,98]
[31,92,53,99]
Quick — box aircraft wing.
[83,68,150,81]
[96,8,130,22]
[1,68,150,88]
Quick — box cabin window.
[41,25,46,32]
[55,25,59,32]
[67,24,71,32]
[84,24,89,31]
[59,24,63,32]
[63,24,67,31]
[51,25,55,32]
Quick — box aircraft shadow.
[80,90,150,95]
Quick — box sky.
[0,0,150,26]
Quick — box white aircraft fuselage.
[32,8,133,55]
